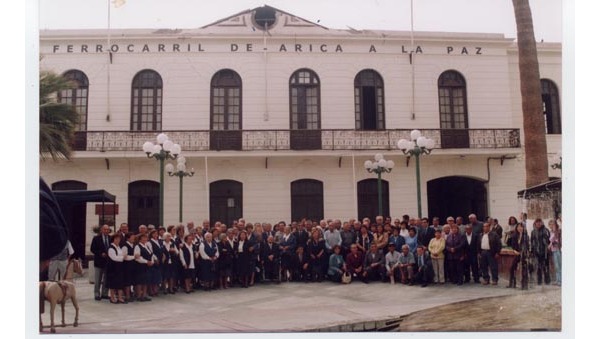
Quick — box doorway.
[210,180,243,227]
[427,176,488,221]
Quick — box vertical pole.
[377,170,383,217]
[415,152,422,218]
[159,154,165,227]
[179,174,183,223]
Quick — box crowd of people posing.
[89,213,562,304]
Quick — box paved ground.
[397,288,561,331]
[39,270,561,334]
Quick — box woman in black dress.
[148,229,163,296]
[134,233,154,302]
[199,233,220,290]
[234,231,254,288]
[106,233,126,303]
[121,232,137,302]
[306,230,326,282]
[217,232,234,289]
[179,234,197,293]
[161,232,178,294]
[507,222,529,289]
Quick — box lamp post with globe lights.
[551,153,562,173]
[166,156,195,223]
[143,133,182,227]
[364,153,395,218]
[397,130,435,218]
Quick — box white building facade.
[39,6,562,257]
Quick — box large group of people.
[88,213,562,304]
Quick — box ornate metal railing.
[75,128,520,152]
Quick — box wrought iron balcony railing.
[73,128,520,152]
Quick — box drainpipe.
[485,155,517,183]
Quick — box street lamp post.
[551,153,562,172]
[397,130,435,218]
[143,133,181,227]
[364,153,395,217]
[166,157,195,223]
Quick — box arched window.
[59,70,89,132]
[211,69,242,131]
[438,70,468,129]
[291,179,324,222]
[131,70,163,131]
[541,79,561,134]
[354,70,385,130]
[438,70,469,148]
[290,69,320,130]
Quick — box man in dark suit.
[478,222,502,285]
[445,223,466,285]
[90,224,111,300]
[261,235,280,282]
[290,246,310,282]
[414,245,434,287]
[294,222,310,251]
[418,217,436,248]
[463,225,480,283]
[362,243,385,282]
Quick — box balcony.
[75,128,520,152]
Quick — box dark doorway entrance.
[427,176,488,221]
[128,180,159,232]
[210,180,243,227]
[52,180,87,259]
[357,178,389,222]
[291,179,324,222]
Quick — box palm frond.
[39,71,79,161]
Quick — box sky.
[38,0,563,42]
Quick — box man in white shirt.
[385,243,401,284]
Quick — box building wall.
[40,37,522,132]
[38,24,561,255]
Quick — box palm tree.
[39,71,79,161]
[511,0,549,187]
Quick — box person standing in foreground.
[531,218,551,285]
[445,223,465,285]
[507,222,529,289]
[90,224,111,300]
[48,240,74,281]
[428,229,445,284]
[463,225,480,284]
[106,233,126,304]
[478,222,502,285]
[548,219,561,286]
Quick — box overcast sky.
[38,0,563,42]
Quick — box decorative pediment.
[201,5,328,32]
[214,14,247,27]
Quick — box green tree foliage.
[39,71,79,161]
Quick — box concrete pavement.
[39,270,561,333]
